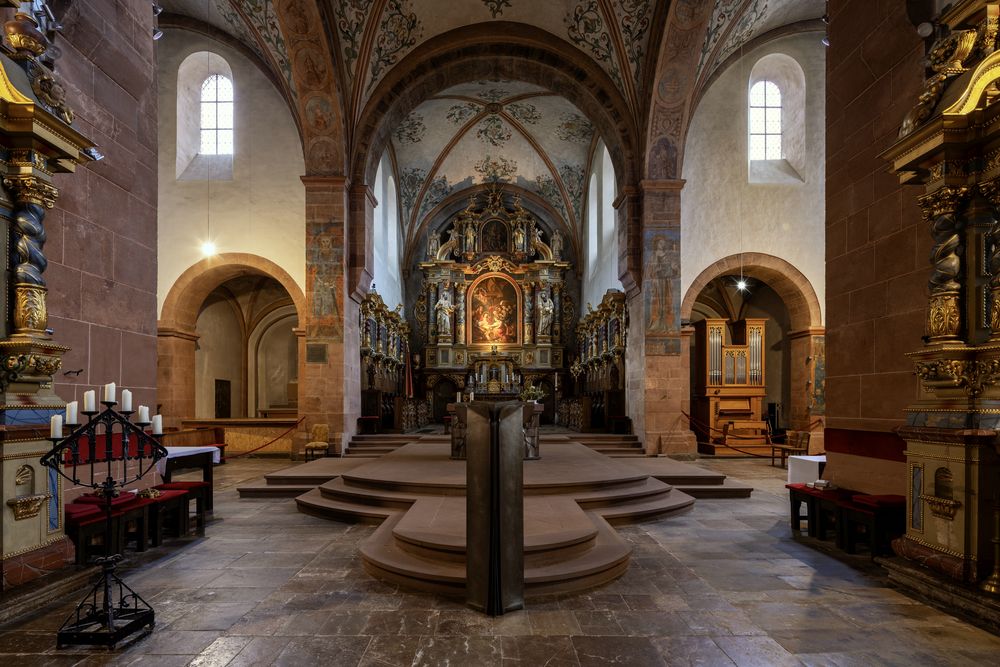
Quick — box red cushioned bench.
[65,501,125,565]
[787,483,905,556]
[155,482,208,532]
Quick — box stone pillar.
[788,327,826,454]
[629,181,696,455]
[156,327,198,429]
[456,283,467,344]
[298,176,360,456]
[523,282,534,345]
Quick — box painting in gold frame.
[468,273,521,346]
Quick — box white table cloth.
[788,454,826,485]
[155,446,221,475]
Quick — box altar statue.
[537,289,555,336]
[435,288,455,336]
[448,225,461,256]
[551,230,564,260]
[464,223,477,253]
[427,233,440,259]
[513,224,525,251]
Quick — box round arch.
[158,253,307,425]
[681,253,822,332]
[160,253,306,333]
[352,23,640,189]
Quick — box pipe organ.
[693,318,769,455]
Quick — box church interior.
[7,0,1000,664]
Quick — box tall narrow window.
[748,80,781,160]
[201,74,234,155]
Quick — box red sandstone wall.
[825,1,925,434]
[44,0,159,409]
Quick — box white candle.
[470,391,475,401]
[456,392,461,403]
[50,414,62,439]
[151,414,163,435]
[65,401,78,425]
[103,382,116,403]
[137,405,150,423]
[120,389,132,412]
[83,390,96,413]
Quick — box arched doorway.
[681,253,824,452]
[158,253,306,426]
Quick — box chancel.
[5,0,1000,664]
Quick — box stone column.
[630,180,696,455]
[4,175,57,339]
[156,327,198,430]
[456,283,467,344]
[298,176,359,457]
[788,327,826,454]
[918,186,969,343]
[523,282,534,345]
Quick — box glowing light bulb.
[201,240,217,256]
[736,279,748,292]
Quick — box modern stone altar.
[448,400,542,460]
[296,440,695,597]
[0,5,97,590]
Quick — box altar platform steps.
[541,433,647,458]
[696,442,774,458]
[236,458,368,498]
[295,455,694,596]
[344,433,449,458]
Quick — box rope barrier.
[681,411,824,458]
[226,417,306,459]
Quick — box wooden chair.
[303,423,330,461]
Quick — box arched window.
[201,74,234,155]
[748,80,781,160]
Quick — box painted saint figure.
[537,289,555,336]
[512,224,525,251]
[645,235,675,333]
[551,230,564,260]
[427,233,440,260]
[464,223,476,254]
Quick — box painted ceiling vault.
[392,81,595,251]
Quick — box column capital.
[300,175,350,190]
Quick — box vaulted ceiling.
[159,0,825,248]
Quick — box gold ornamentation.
[6,493,49,520]
[14,464,32,486]
[14,284,46,333]
[915,358,1000,397]
[918,185,969,221]
[4,12,47,57]
[928,293,961,338]
[28,353,61,376]
[2,176,58,208]
[900,28,980,137]
[472,255,519,274]
[30,64,75,125]
[919,494,962,520]
[138,488,161,499]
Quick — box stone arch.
[681,253,823,331]
[158,253,306,425]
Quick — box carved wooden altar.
[882,0,1000,587]
[359,289,409,431]
[416,192,571,416]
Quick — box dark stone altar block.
[465,402,524,615]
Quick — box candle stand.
[39,401,166,649]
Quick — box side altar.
[414,192,573,420]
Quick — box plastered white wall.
[157,29,305,316]
[195,296,243,418]
[681,33,826,323]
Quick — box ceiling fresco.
[390,81,595,251]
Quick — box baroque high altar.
[416,189,573,403]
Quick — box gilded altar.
[415,192,572,414]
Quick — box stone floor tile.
[527,610,583,635]
[572,635,665,666]
[652,635,736,667]
[358,635,423,667]
[412,635,501,666]
[573,610,625,635]
[500,635,580,666]
[713,635,803,667]
[362,609,440,636]
[225,636,293,667]
[270,635,372,666]
[187,635,253,667]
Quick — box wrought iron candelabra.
[39,401,167,649]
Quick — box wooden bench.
[771,431,810,468]
[786,483,905,557]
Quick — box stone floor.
[3,456,1000,666]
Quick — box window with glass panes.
[748,80,781,160]
[200,75,233,155]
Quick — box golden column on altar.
[0,4,97,590]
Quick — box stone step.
[236,481,316,498]
[597,490,696,525]
[295,488,398,523]
[573,477,675,508]
[673,478,754,499]
[320,478,420,509]
[346,446,399,454]
[358,512,632,596]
